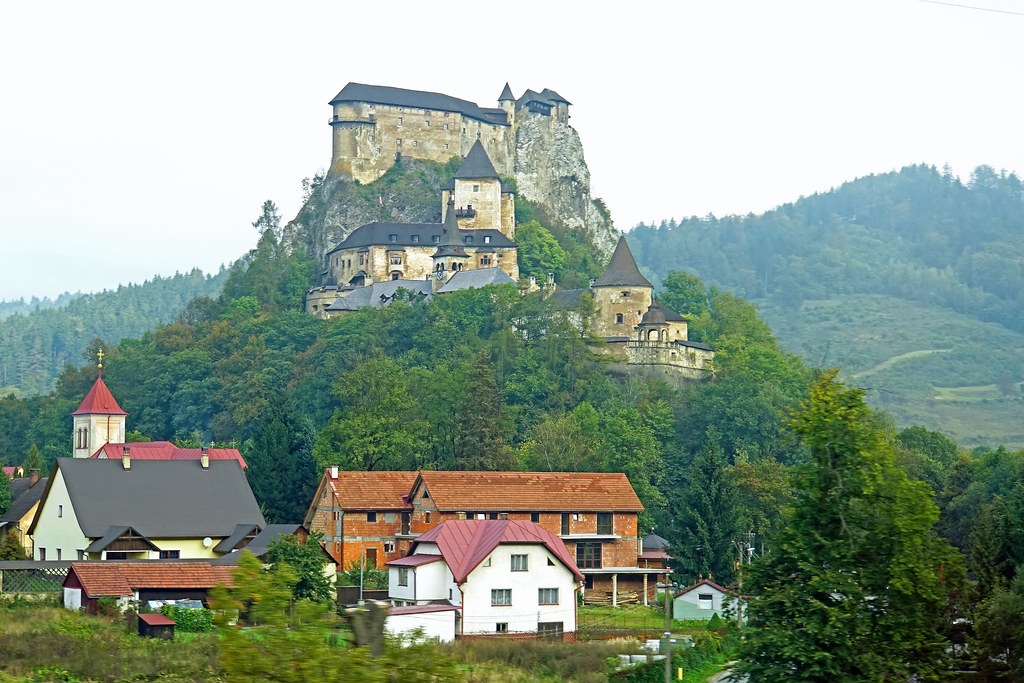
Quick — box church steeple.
[71,358,127,458]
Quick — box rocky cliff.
[283,108,616,274]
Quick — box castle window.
[444,143,449,150]
[480,255,492,266]
[476,132,481,139]
[389,234,398,243]
[369,134,375,141]
[376,147,381,153]
[432,235,440,243]
[621,291,631,297]
[443,123,449,130]
[391,271,401,280]
[390,255,402,265]
[396,139,402,146]
[473,184,479,192]
[412,140,418,147]
[411,234,419,243]
[424,120,429,126]
[616,313,624,324]
[464,236,473,244]
[397,117,403,126]
[484,235,491,244]
[359,254,365,265]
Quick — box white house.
[673,578,744,622]
[385,519,583,641]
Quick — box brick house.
[304,469,667,605]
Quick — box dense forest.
[628,164,1024,448]
[0,269,228,395]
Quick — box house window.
[160,550,180,559]
[389,234,398,243]
[38,548,45,560]
[495,622,508,633]
[58,505,63,518]
[561,513,570,535]
[488,512,497,520]
[483,557,491,567]
[56,548,61,561]
[401,512,411,535]
[367,511,377,522]
[511,554,528,571]
[597,513,613,535]
[425,511,431,523]
[107,551,127,560]
[576,542,603,569]
[383,542,395,553]
[616,313,624,324]
[491,589,512,606]
[366,548,378,566]
[698,593,715,610]
[538,588,559,605]
[398,568,410,586]
[531,513,540,523]
[547,558,555,566]
[538,622,564,640]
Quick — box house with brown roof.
[304,469,667,605]
[385,519,581,641]
[62,561,234,613]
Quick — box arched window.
[615,313,624,324]
[390,271,401,281]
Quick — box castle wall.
[448,178,503,235]
[590,286,653,338]
[305,286,339,318]
[331,101,513,183]
[327,244,518,286]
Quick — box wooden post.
[612,573,618,607]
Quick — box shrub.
[159,605,215,632]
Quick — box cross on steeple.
[97,349,105,376]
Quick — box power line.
[918,0,1024,16]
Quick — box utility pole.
[664,576,672,683]
[736,540,744,629]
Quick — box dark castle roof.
[592,237,652,288]
[498,83,515,101]
[648,302,688,322]
[330,83,509,126]
[455,141,499,179]
[434,202,469,258]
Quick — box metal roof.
[436,268,515,294]
[325,280,433,312]
[327,223,514,253]
[90,442,246,468]
[413,519,583,583]
[72,377,127,416]
[454,141,499,179]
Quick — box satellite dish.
[202,537,213,548]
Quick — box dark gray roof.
[516,89,552,111]
[592,237,653,288]
[328,223,514,254]
[498,83,514,101]
[643,533,670,551]
[552,288,586,307]
[241,524,304,557]
[434,202,469,259]
[454,141,499,179]
[330,83,509,126]
[540,88,572,105]
[326,280,433,312]
[213,524,261,553]
[437,268,515,293]
[2,477,48,523]
[650,302,687,322]
[675,339,713,351]
[31,459,265,539]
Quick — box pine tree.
[737,372,965,682]
[245,403,317,525]
[22,443,42,472]
[452,352,513,470]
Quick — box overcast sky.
[1,0,1021,301]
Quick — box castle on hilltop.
[328,82,570,184]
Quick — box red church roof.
[71,377,127,416]
[412,519,583,583]
[89,442,247,468]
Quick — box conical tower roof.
[434,198,468,258]
[454,140,499,180]
[498,83,515,102]
[592,237,652,288]
[72,376,127,416]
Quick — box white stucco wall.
[385,610,456,644]
[460,544,576,635]
[30,469,89,561]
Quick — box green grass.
[759,294,1024,448]
[579,604,702,631]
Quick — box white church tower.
[71,353,126,458]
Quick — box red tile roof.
[72,377,127,416]
[414,519,583,583]
[325,471,419,510]
[414,471,644,512]
[138,613,176,626]
[65,562,221,598]
[90,442,247,468]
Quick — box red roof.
[324,470,419,510]
[414,519,583,583]
[413,471,644,512]
[89,442,247,468]
[64,562,222,598]
[385,554,443,567]
[72,377,127,416]
[138,613,176,626]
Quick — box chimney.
[589,278,596,288]
[201,446,210,470]
[331,466,339,479]
[547,272,555,286]
[121,445,130,470]
[29,468,39,486]
[529,276,536,288]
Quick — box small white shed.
[385,604,459,644]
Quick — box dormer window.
[389,234,398,243]
[464,236,473,244]
[432,235,440,243]
[483,235,491,244]
[411,235,419,243]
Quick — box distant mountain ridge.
[0,268,228,395]
[628,164,1024,447]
